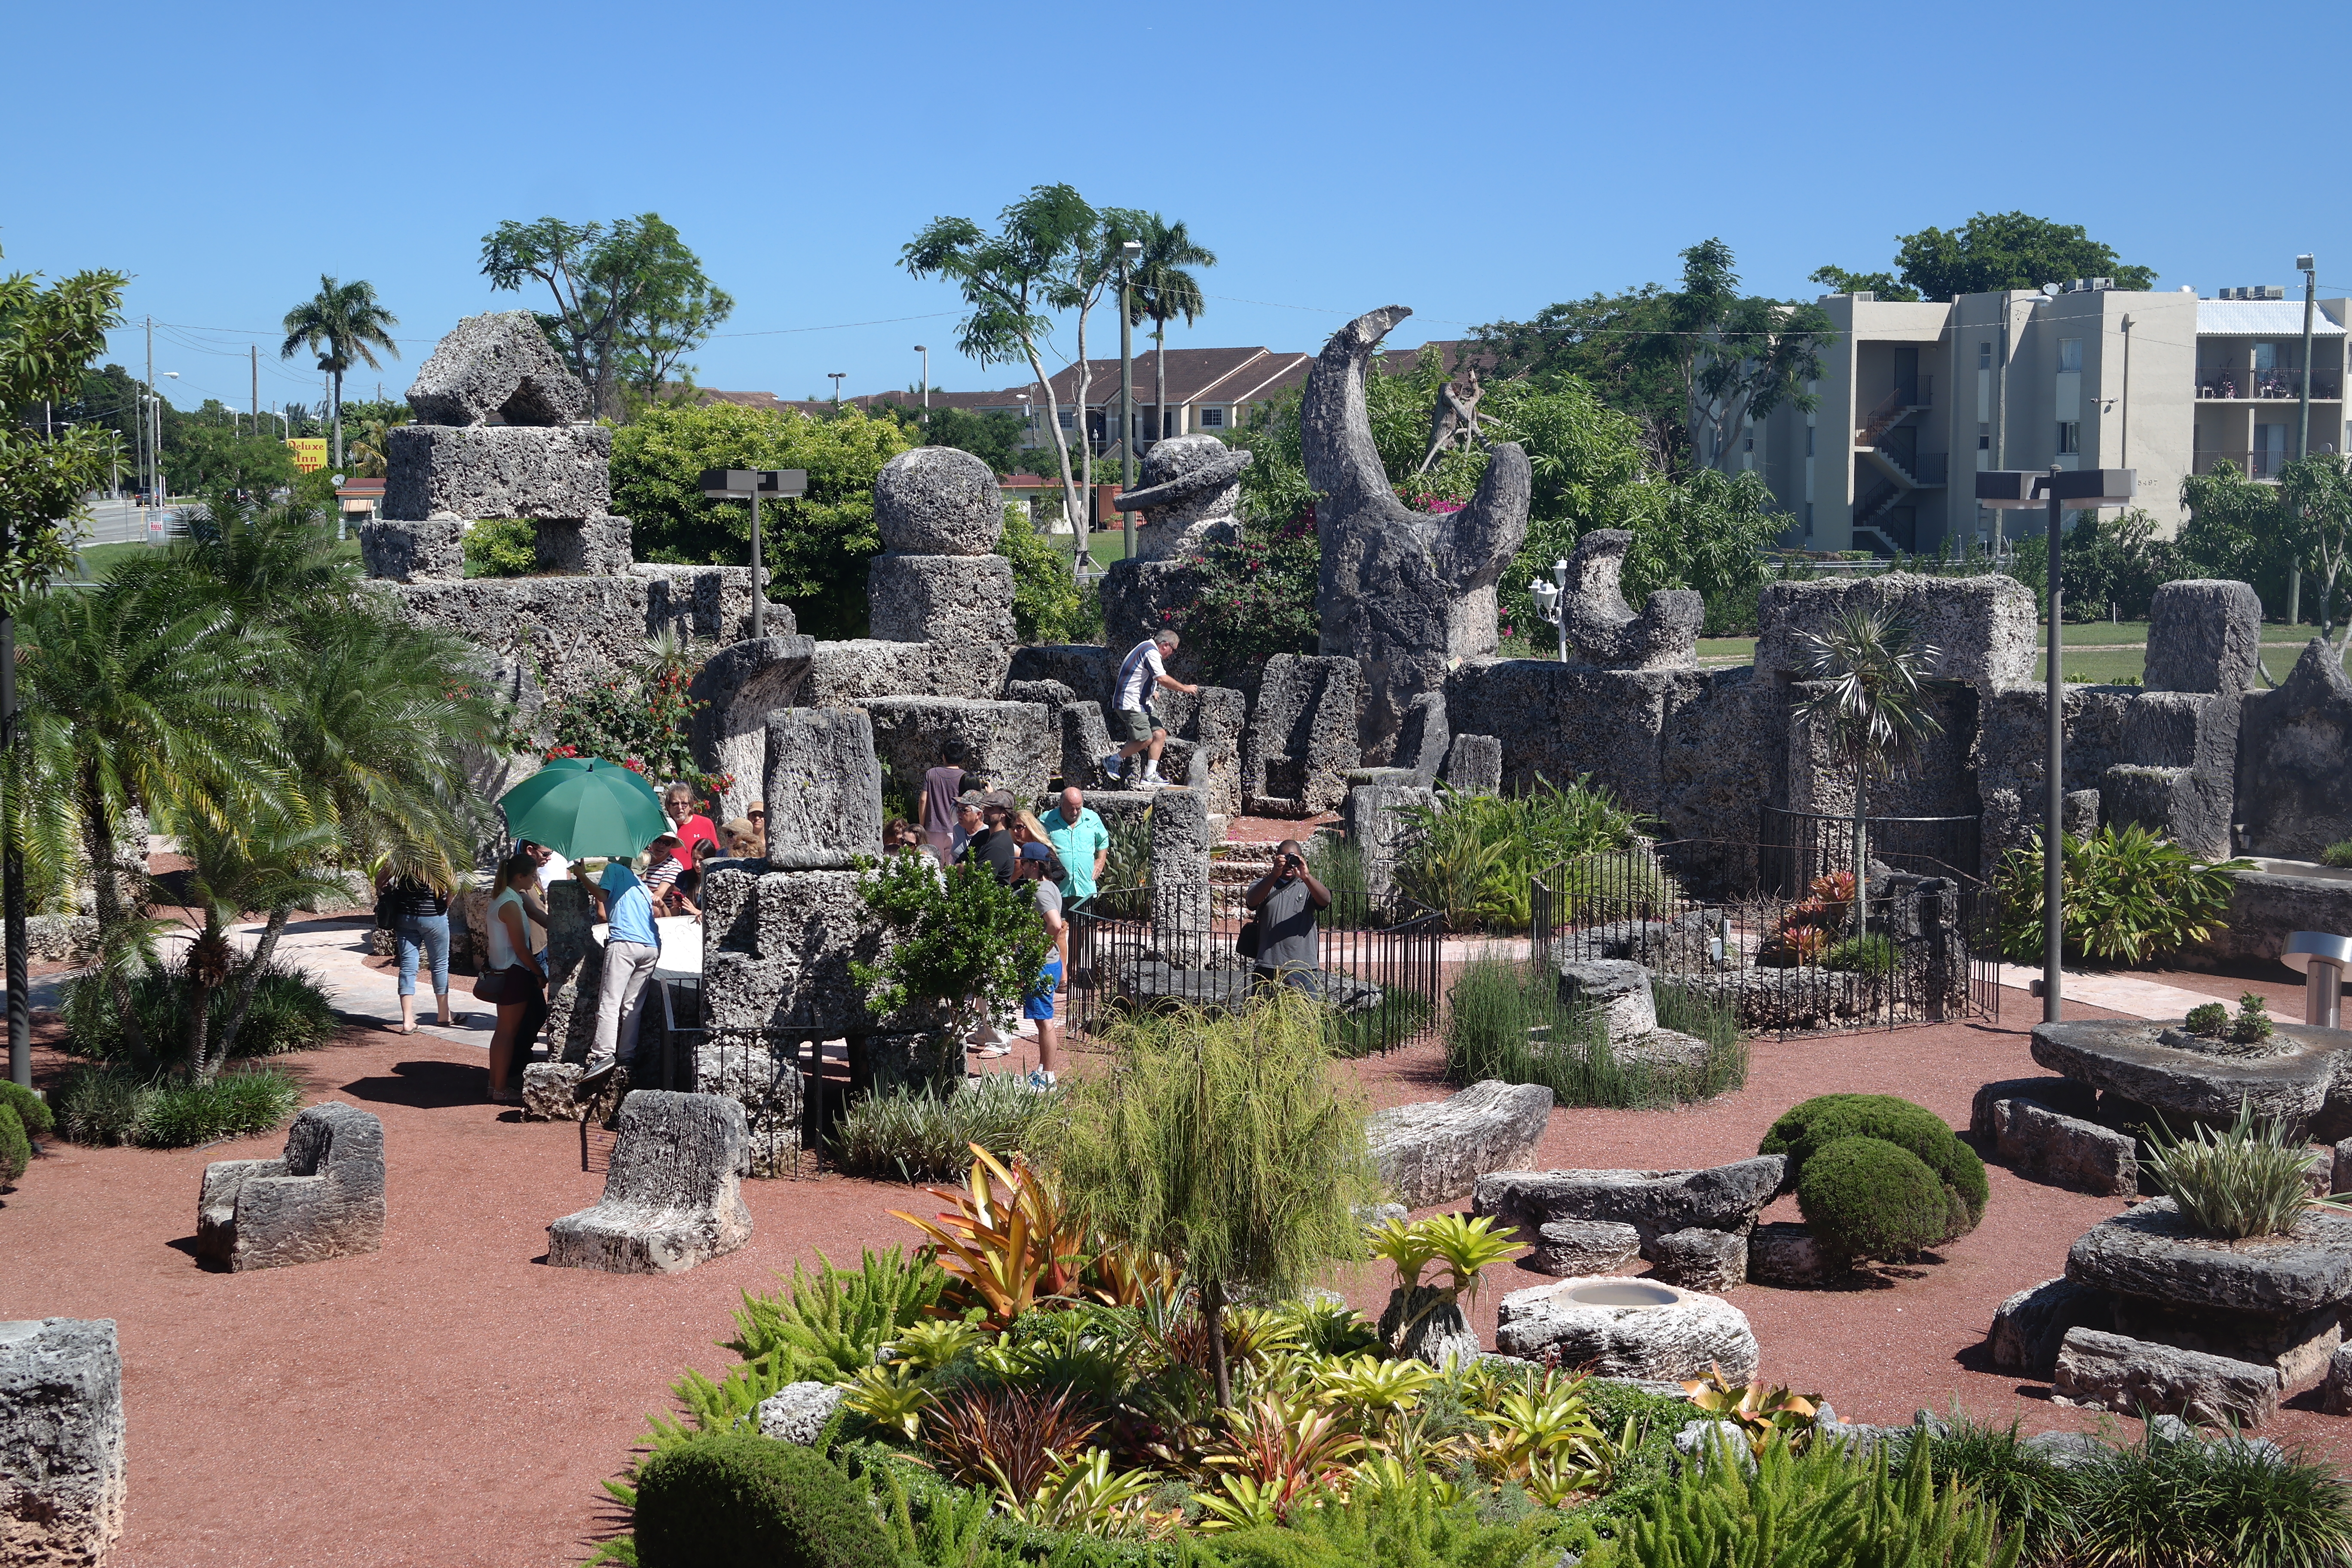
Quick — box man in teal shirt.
[1042,786,1110,902]
[579,849,662,1094]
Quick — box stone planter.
[1494,1275,1756,1381]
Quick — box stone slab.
[1366,1080,1553,1209]
[1527,1219,1644,1278]
[2236,639,2352,861]
[194,1102,385,1271]
[1988,1276,2107,1379]
[1242,654,1361,816]
[1652,1225,1746,1293]
[756,1381,847,1445]
[383,423,612,521]
[864,697,1052,808]
[359,516,466,582]
[1445,733,1504,794]
[702,867,925,1035]
[2144,579,2264,696]
[546,1090,754,1274]
[0,1318,125,1568]
[1969,1075,2098,1143]
[1755,573,2037,687]
[761,708,883,870]
[1556,958,1657,1044]
[867,552,1017,648]
[1474,1156,1784,1252]
[686,635,814,822]
[2066,1197,2352,1317]
[533,515,634,576]
[2052,1326,2280,1427]
[1988,1096,2140,1197]
[2030,1016,2352,1136]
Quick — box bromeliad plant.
[1365,1213,1523,1357]
[1681,1364,1822,1455]
[1997,822,2253,965]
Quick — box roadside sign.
[285,438,328,472]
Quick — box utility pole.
[3,509,21,1089]
[144,315,155,508]
[1117,238,1141,560]
[252,344,259,431]
[914,346,929,431]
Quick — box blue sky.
[7,0,2340,416]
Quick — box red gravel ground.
[10,989,2352,1567]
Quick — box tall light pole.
[2292,253,2318,629]
[1117,237,1142,560]
[1980,466,2136,1023]
[913,346,929,431]
[828,372,845,408]
[701,468,806,641]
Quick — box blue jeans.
[397,913,450,998]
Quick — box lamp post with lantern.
[1526,557,1571,662]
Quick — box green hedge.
[634,1432,897,1568]
[1761,1093,1986,1233]
[1797,1136,1954,1264]
[0,1103,27,1185]
[0,1080,55,1138]
[61,959,337,1065]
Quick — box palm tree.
[1795,607,1942,933]
[279,276,400,472]
[1124,215,1215,453]
[17,575,289,1069]
[175,810,344,1080]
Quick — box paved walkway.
[1995,962,2238,1021]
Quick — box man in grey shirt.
[1245,838,1331,991]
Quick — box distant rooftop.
[2196,299,2346,336]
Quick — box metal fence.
[610,977,839,1179]
[1066,882,1445,1055]
[1529,840,2002,1035]
[1758,806,1983,894]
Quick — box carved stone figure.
[1304,306,1528,763]
[1113,434,1251,562]
[1416,365,1485,474]
[1555,529,1701,670]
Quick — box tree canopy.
[609,399,909,638]
[481,213,732,419]
[0,254,128,588]
[1815,211,2157,303]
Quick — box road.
[77,497,184,547]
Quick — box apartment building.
[1753,283,2352,554]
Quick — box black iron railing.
[1528,838,2001,1035]
[1758,806,1982,894]
[1066,883,1444,1056]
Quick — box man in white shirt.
[1103,629,1198,788]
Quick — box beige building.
[1755,284,2352,554]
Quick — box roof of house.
[2196,300,2346,336]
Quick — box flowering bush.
[1176,510,1322,685]
[543,641,728,800]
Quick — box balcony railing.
[2196,368,2340,400]
[2196,448,2289,480]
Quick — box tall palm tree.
[279,276,400,472]
[1124,215,1215,452]
[1795,607,1942,933]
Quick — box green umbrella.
[499,759,667,859]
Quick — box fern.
[726,1246,949,1384]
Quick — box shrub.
[2325,840,2352,870]
[1176,511,1322,686]
[1760,1093,1987,1232]
[1893,1414,2079,1565]
[1822,933,1897,977]
[1996,823,2251,964]
[54,1065,150,1145]
[2068,1422,2352,1568]
[52,1063,301,1149]
[132,1068,303,1148]
[631,1431,898,1568]
[828,1076,1062,1182]
[462,517,537,577]
[2184,1001,2229,1036]
[61,959,337,1063]
[1571,1430,2016,1568]
[0,1080,55,1138]
[1395,777,1653,932]
[996,503,1090,644]
[0,1103,27,1185]
[1445,957,1745,1110]
[726,1248,947,1384]
[2227,992,2274,1044]
[2143,1099,2313,1240]
[1795,1136,1954,1263]
[1203,1486,1564,1568]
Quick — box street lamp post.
[2293,253,2318,628]
[828,373,846,408]
[1117,237,1142,561]
[914,346,929,430]
[1978,466,2136,1023]
[1526,558,1571,662]
[701,468,807,641]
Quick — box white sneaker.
[1142,771,1170,789]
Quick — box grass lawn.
[1042,525,1136,566]
[74,537,362,582]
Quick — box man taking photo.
[1244,837,1330,992]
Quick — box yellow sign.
[285,438,328,473]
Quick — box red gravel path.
[9,991,2352,1568]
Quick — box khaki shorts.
[1115,707,1159,743]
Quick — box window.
[1978,422,1991,451]
[1057,408,1074,429]
[1979,342,1993,370]
[1805,426,1815,457]
[1199,406,1225,428]
[1743,433,1754,452]
[1805,502,1814,528]
[2057,421,2080,454]
[2255,343,2277,372]
[2058,338,2082,374]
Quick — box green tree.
[903,185,1101,570]
[864,401,1032,475]
[480,213,732,420]
[1124,212,1216,450]
[996,502,1087,643]
[609,400,910,637]
[337,398,411,481]
[2054,507,2190,622]
[162,419,298,496]
[278,276,400,473]
[0,257,129,588]
[2279,453,2352,643]
[1794,609,1944,931]
[1055,988,1379,1407]
[1890,211,2156,299]
[1807,264,1918,302]
[2179,461,2293,612]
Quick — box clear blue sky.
[6,0,2336,416]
